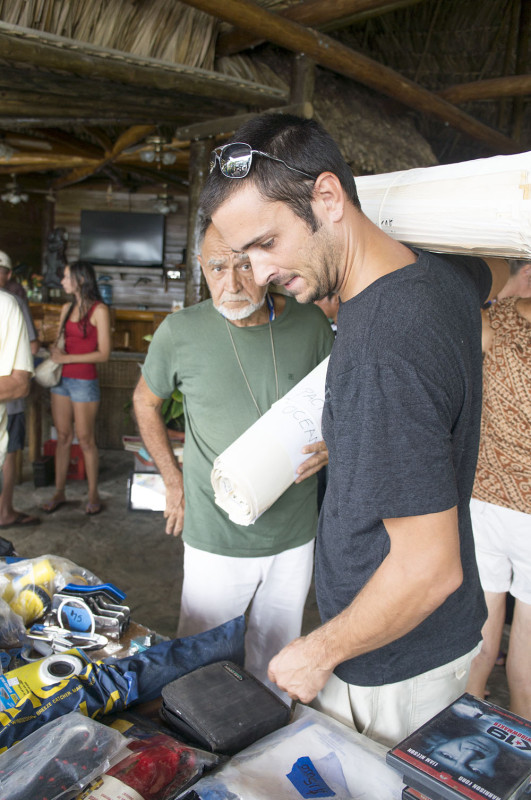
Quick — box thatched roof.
[0,0,528,193]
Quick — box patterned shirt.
[473,298,531,514]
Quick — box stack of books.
[386,693,531,800]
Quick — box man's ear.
[312,172,345,223]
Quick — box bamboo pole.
[439,74,531,104]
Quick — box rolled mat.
[211,357,329,526]
[356,150,531,258]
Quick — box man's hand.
[268,633,334,703]
[295,440,329,483]
[164,483,185,537]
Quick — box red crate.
[43,440,86,481]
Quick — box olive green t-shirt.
[142,296,334,556]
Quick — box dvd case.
[403,788,432,800]
[387,693,531,800]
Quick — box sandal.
[85,502,102,516]
[42,496,66,514]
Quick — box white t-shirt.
[0,292,33,467]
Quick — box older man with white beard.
[133,222,333,693]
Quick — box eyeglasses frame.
[209,142,315,180]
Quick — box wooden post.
[290,55,315,106]
[185,138,212,307]
[27,384,42,464]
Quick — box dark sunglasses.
[209,142,314,180]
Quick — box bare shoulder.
[91,301,111,323]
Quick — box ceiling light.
[153,190,179,215]
[139,135,177,168]
[1,174,28,205]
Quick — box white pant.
[470,498,531,603]
[177,540,315,696]
[312,644,480,748]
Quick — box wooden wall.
[54,186,189,310]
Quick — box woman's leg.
[466,590,506,700]
[44,392,74,509]
[72,399,100,509]
[505,598,531,719]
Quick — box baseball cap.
[0,251,12,270]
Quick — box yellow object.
[10,585,52,625]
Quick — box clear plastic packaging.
[0,596,26,649]
[82,731,221,799]
[0,711,127,800]
[0,555,102,626]
[187,705,404,800]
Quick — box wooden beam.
[0,66,245,121]
[180,0,520,154]
[53,126,156,189]
[174,102,313,142]
[217,0,427,56]
[0,22,287,109]
[0,89,214,124]
[0,159,95,175]
[439,74,531,104]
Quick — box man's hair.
[200,114,360,231]
[507,257,531,275]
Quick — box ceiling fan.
[1,174,56,204]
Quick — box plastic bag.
[186,705,404,800]
[0,596,26,649]
[0,554,102,626]
[79,723,221,800]
[0,711,127,800]
[0,615,245,752]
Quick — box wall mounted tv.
[80,210,166,267]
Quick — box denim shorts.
[51,377,101,403]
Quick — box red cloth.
[62,302,100,380]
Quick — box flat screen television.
[79,210,165,267]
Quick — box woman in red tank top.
[43,261,111,515]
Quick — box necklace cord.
[225,313,279,418]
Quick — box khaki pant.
[311,644,481,748]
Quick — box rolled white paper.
[356,151,531,258]
[211,357,329,526]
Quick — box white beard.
[215,294,266,321]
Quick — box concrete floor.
[5,448,510,711]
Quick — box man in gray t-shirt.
[200,112,499,746]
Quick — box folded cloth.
[211,357,329,526]
[356,151,531,258]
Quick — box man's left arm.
[268,505,463,701]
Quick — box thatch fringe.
[0,0,219,69]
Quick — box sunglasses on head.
[209,142,314,180]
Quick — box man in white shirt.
[0,289,33,470]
